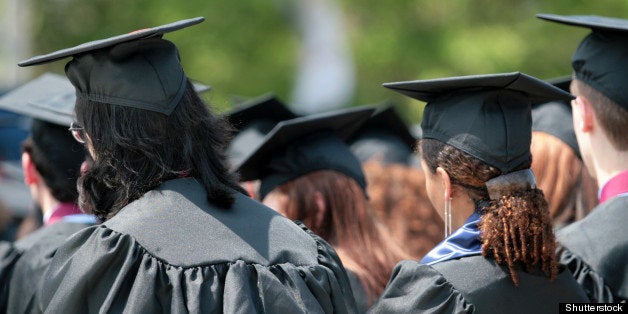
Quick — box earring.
[444,196,452,238]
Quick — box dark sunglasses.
[68,122,86,144]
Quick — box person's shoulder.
[368,260,474,314]
[13,221,94,253]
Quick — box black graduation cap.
[537,14,628,110]
[348,105,417,165]
[0,73,85,189]
[237,106,376,200]
[384,72,574,174]
[224,93,298,170]
[18,17,205,115]
[0,73,76,127]
[532,76,581,159]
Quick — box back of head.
[362,160,443,259]
[386,72,574,285]
[23,120,85,203]
[76,82,242,222]
[272,169,411,306]
[537,14,628,150]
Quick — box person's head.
[385,72,574,285]
[18,18,245,222]
[361,160,443,259]
[530,89,598,228]
[238,107,410,303]
[537,14,628,180]
[22,120,85,204]
[75,80,242,222]
[0,73,87,210]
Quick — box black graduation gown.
[0,220,93,313]
[40,178,357,313]
[556,196,628,302]
[346,269,369,313]
[369,256,588,313]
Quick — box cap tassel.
[485,169,537,200]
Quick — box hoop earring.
[444,196,452,238]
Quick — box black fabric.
[345,269,369,314]
[383,72,573,173]
[368,260,474,314]
[65,38,186,115]
[237,106,375,197]
[259,131,367,200]
[348,106,416,165]
[556,196,628,302]
[40,178,357,313]
[432,256,588,313]
[225,94,297,170]
[0,73,75,127]
[18,17,204,67]
[537,14,628,110]
[0,221,93,313]
[369,256,588,314]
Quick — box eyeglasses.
[68,122,86,144]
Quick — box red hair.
[272,170,411,305]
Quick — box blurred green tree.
[21,0,628,124]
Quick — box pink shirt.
[598,169,628,203]
[45,202,83,226]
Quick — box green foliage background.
[22,0,628,124]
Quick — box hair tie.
[485,169,537,200]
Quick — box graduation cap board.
[531,76,581,159]
[237,106,376,200]
[537,14,628,110]
[224,93,298,170]
[384,72,574,174]
[0,73,75,127]
[348,105,417,165]
[18,17,205,115]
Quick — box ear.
[313,191,327,230]
[436,166,452,199]
[22,152,39,185]
[573,96,594,132]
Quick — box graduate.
[369,72,588,313]
[530,77,598,230]
[348,106,443,260]
[18,17,357,313]
[538,14,628,303]
[237,107,412,312]
[0,73,95,313]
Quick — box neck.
[33,183,59,219]
[588,137,628,187]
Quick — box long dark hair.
[421,138,558,285]
[76,80,245,222]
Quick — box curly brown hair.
[420,138,558,285]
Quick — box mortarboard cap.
[537,14,628,110]
[237,106,376,200]
[348,105,417,165]
[532,76,581,159]
[0,73,76,127]
[384,72,574,174]
[18,17,205,115]
[0,73,85,196]
[224,93,298,170]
